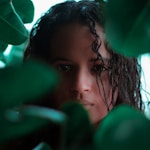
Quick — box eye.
[57,64,71,72]
[93,64,107,73]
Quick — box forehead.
[49,23,110,60]
[50,23,93,48]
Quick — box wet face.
[49,23,118,125]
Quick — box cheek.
[97,72,118,108]
[94,72,119,111]
[52,79,71,109]
[90,83,118,125]
[96,72,111,98]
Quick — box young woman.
[24,0,143,126]
[5,1,145,149]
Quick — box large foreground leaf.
[0,0,28,44]
[62,102,94,150]
[0,60,59,109]
[105,0,150,57]
[0,106,66,142]
[94,105,150,150]
[12,0,34,23]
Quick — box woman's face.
[49,23,118,125]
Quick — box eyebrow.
[51,56,110,64]
[51,57,72,64]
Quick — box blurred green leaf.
[0,60,59,109]
[0,106,66,142]
[105,0,150,57]
[33,142,53,150]
[4,42,26,66]
[0,109,48,142]
[0,41,8,52]
[62,102,94,150]
[0,0,28,45]
[12,0,34,23]
[23,106,67,125]
[0,60,6,68]
[94,105,150,150]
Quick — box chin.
[90,112,107,128]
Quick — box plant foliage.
[105,0,150,57]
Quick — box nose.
[71,69,92,94]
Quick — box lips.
[81,103,93,106]
[68,97,94,109]
[79,101,94,109]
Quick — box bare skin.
[49,23,118,125]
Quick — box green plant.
[94,105,150,150]
[0,0,34,66]
[105,0,150,57]
[0,1,65,149]
[0,60,60,148]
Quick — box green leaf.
[0,0,28,45]
[0,106,66,142]
[22,106,67,125]
[0,60,59,109]
[4,42,26,66]
[105,0,150,57]
[0,108,48,142]
[0,41,8,52]
[62,102,94,150]
[0,60,6,68]
[33,142,53,150]
[12,0,34,23]
[94,105,150,150]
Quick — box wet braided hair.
[24,0,143,111]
